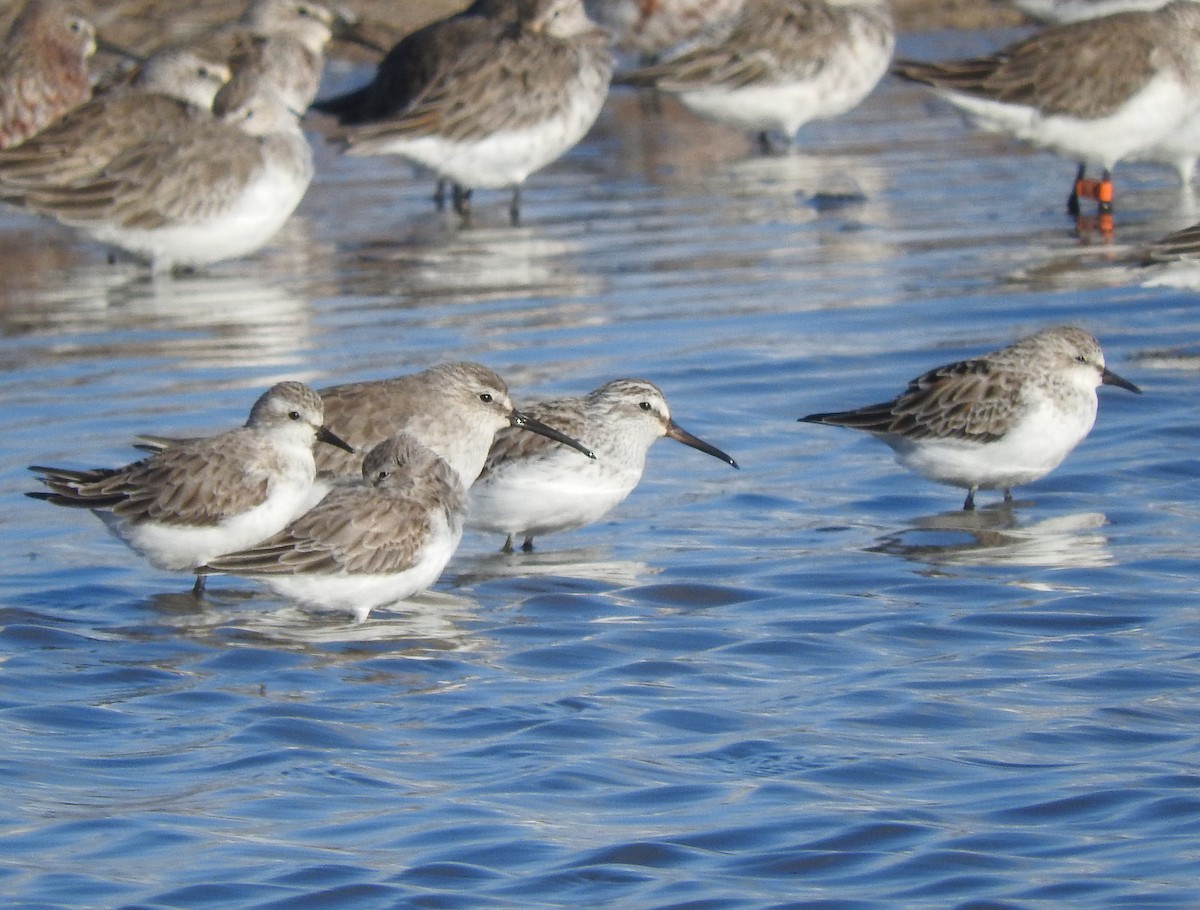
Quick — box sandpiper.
[198,433,467,621]
[468,378,738,552]
[177,0,379,112]
[1,69,314,272]
[229,0,378,112]
[0,0,100,149]
[313,362,596,496]
[313,0,612,224]
[893,2,1200,232]
[29,381,353,594]
[0,47,231,189]
[799,326,1142,510]
[615,0,894,152]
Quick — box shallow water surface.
[2,31,1200,909]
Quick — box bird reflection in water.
[869,501,1113,569]
[143,586,481,652]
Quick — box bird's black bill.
[95,37,142,63]
[1101,368,1141,394]
[666,420,739,468]
[511,411,595,459]
[318,426,355,453]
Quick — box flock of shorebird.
[9,0,1171,617]
[27,327,1139,620]
[4,0,1200,264]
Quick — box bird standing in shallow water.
[198,434,468,622]
[0,69,315,272]
[468,378,738,552]
[892,1,1200,237]
[799,326,1141,510]
[313,0,612,225]
[615,0,894,153]
[28,381,353,595]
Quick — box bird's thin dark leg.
[508,186,521,226]
[433,178,447,210]
[521,536,534,553]
[452,184,472,217]
[1003,488,1013,502]
[1068,163,1086,216]
[963,487,977,511]
[192,575,206,597]
[501,535,514,554]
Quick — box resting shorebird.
[0,47,231,189]
[0,69,314,272]
[29,381,352,594]
[198,434,468,621]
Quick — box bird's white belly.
[352,92,605,188]
[936,73,1191,168]
[87,159,311,270]
[468,463,641,537]
[677,25,891,136]
[888,395,1097,492]
[256,517,463,621]
[110,473,315,571]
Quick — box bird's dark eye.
[288,410,302,421]
[639,401,652,411]
[480,393,493,403]
[375,470,389,482]
[1075,355,1089,365]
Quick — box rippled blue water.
[3,29,1200,909]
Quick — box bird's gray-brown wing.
[342,20,607,145]
[30,433,273,525]
[316,15,502,124]
[801,357,1019,443]
[200,486,436,576]
[1144,219,1200,262]
[8,120,261,228]
[618,0,871,91]
[478,394,589,478]
[892,10,1160,119]
[0,94,207,188]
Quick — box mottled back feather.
[890,3,1200,119]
